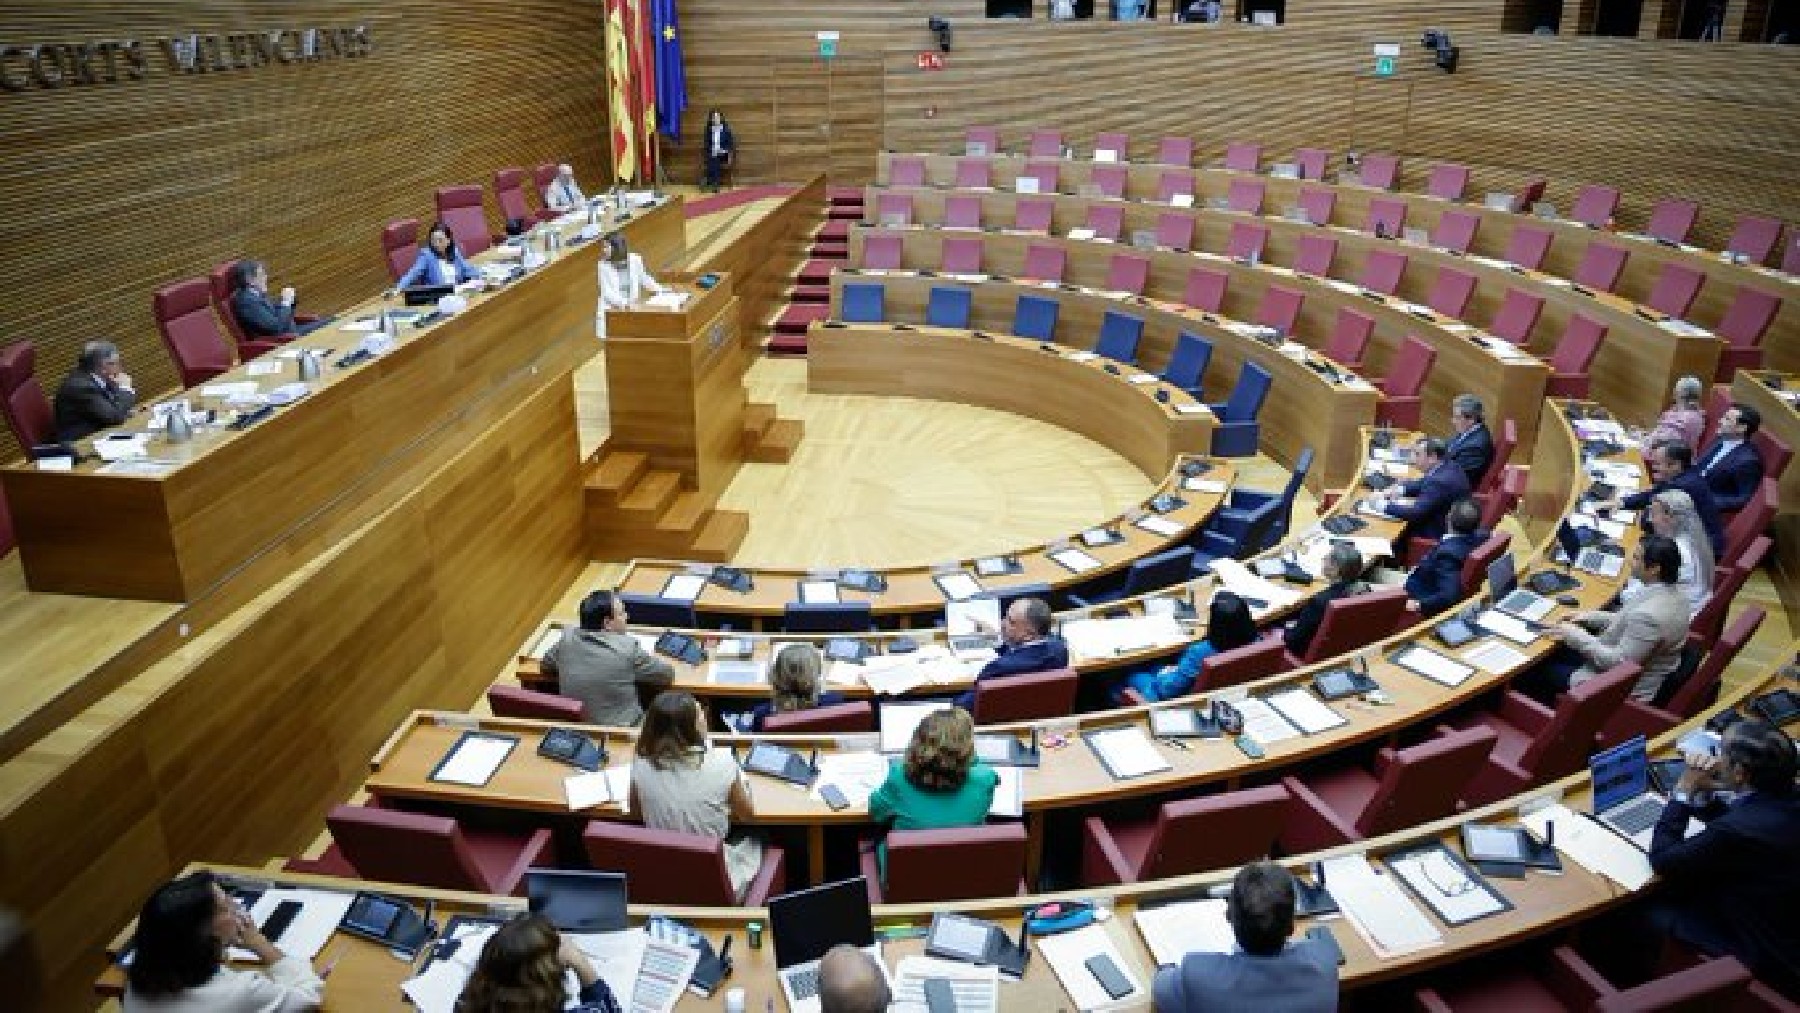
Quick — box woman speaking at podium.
[594,232,665,340]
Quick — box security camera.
[928,16,953,52]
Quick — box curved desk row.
[617,452,1232,626]
[876,150,1798,367]
[1732,370,1800,574]
[847,223,1551,454]
[823,271,1379,491]
[0,197,685,601]
[863,183,1723,428]
[112,656,1797,1008]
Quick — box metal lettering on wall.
[0,26,374,92]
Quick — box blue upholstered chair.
[841,282,885,324]
[1012,293,1060,341]
[1159,332,1211,397]
[1092,311,1144,365]
[783,602,875,633]
[1189,498,1284,572]
[1213,447,1313,548]
[1066,546,1196,607]
[619,593,697,628]
[1205,362,1272,457]
[926,286,973,328]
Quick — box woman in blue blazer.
[395,221,480,289]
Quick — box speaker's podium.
[586,272,803,561]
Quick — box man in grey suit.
[1525,534,1691,704]
[1152,862,1337,1012]
[542,590,675,726]
[52,340,137,443]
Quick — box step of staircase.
[828,187,866,205]
[809,241,849,259]
[773,303,829,336]
[615,469,681,523]
[688,510,750,562]
[797,259,841,285]
[585,449,648,503]
[742,401,776,443]
[827,206,863,220]
[654,490,712,535]
[790,284,832,304]
[746,418,804,464]
[816,220,852,241]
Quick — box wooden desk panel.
[1731,371,1800,577]
[848,224,1548,459]
[827,270,1376,492]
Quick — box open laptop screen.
[1589,736,1650,812]
[770,877,875,969]
[526,870,628,933]
[1485,551,1517,602]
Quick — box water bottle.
[165,407,193,444]
[297,349,322,381]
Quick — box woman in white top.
[628,691,764,900]
[124,871,323,1012]
[594,232,665,339]
[1618,489,1714,618]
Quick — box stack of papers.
[1060,615,1187,662]
[1462,639,1528,675]
[565,766,632,811]
[1086,726,1173,779]
[659,573,707,601]
[1522,805,1653,889]
[644,291,691,310]
[1320,855,1443,957]
[810,752,890,809]
[91,435,149,462]
[1036,924,1146,1011]
[1475,609,1540,646]
[1233,696,1301,745]
[1265,687,1348,734]
[1392,644,1477,687]
[1134,898,1235,966]
[891,956,999,1013]
[228,889,356,963]
[990,765,1024,817]
[1209,559,1305,615]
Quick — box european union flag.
[652,0,688,141]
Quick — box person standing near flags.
[701,109,735,192]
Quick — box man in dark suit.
[952,597,1068,711]
[1647,719,1800,993]
[230,259,326,339]
[1613,441,1725,557]
[1695,403,1764,513]
[52,340,137,443]
[1445,393,1495,490]
[1372,437,1470,543]
[1404,498,1483,617]
[1152,861,1337,1012]
[1284,543,1368,660]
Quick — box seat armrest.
[1277,775,1361,854]
[1370,746,1399,778]
[1543,946,1614,1008]
[742,843,788,906]
[1411,988,1456,1013]
[1119,688,1148,707]
[491,827,555,897]
[1080,816,1133,887]
[857,845,884,905]
[1599,699,1679,749]
[1497,690,1555,735]
[1462,755,1531,807]
[238,339,283,362]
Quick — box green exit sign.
[1375,55,1396,76]
[1373,43,1399,77]
[817,31,839,58]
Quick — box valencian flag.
[652,0,688,141]
[604,0,658,181]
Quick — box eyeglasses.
[1415,853,1476,898]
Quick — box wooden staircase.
[743,401,803,463]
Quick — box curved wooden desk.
[848,223,1550,454]
[1732,370,1800,575]
[616,453,1232,627]
[867,182,1722,428]
[824,269,1378,491]
[878,150,1798,371]
[1,197,684,601]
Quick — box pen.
[1160,737,1190,751]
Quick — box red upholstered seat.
[1197,637,1287,692]
[1373,336,1437,429]
[1014,198,1054,233]
[1086,203,1124,241]
[1489,288,1545,347]
[889,156,926,187]
[1413,947,1757,1013]
[1155,211,1196,251]
[1093,131,1129,160]
[1366,197,1407,237]
[318,804,552,895]
[532,163,559,222]
[1725,215,1781,264]
[1573,242,1629,292]
[1022,161,1059,193]
[1690,536,1770,647]
[1721,478,1777,563]
[861,235,903,270]
[1476,418,1520,500]
[1020,243,1066,283]
[434,185,492,256]
[1081,784,1291,886]
[954,158,991,188]
[1223,142,1260,173]
[941,237,984,274]
[1478,465,1527,532]
[1324,307,1374,371]
[971,667,1077,724]
[1281,726,1497,852]
[1228,222,1269,262]
[1357,152,1399,190]
[1227,178,1264,215]
[1255,285,1303,334]
[965,126,1000,154]
[1512,177,1548,212]
[1426,163,1470,201]
[1427,266,1478,319]
[1293,147,1329,181]
[0,342,54,451]
[1183,267,1228,312]
[1293,234,1337,276]
[760,701,876,733]
[382,218,420,283]
[1603,606,1764,747]
[1452,662,1640,806]
[1157,172,1194,204]
[1027,129,1062,157]
[874,193,912,226]
[493,168,532,229]
[1156,136,1194,166]
[1751,428,1792,484]
[1431,209,1481,254]
[1714,286,1782,381]
[1461,532,1512,596]
[1646,198,1699,244]
[210,261,296,352]
[1089,164,1127,199]
[1504,224,1554,271]
[1359,248,1408,295]
[1107,254,1149,296]
[1284,586,1409,667]
[944,195,983,229]
[1570,184,1619,227]
[153,278,235,388]
[1544,313,1609,398]
[1297,186,1336,226]
[584,820,786,906]
[860,824,1027,903]
[1647,262,1705,319]
[487,685,584,722]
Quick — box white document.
[1086,726,1173,779]
[531,627,563,660]
[1462,639,1528,675]
[1094,149,1119,163]
[401,921,501,1012]
[570,929,650,1013]
[880,701,946,753]
[936,571,985,602]
[91,436,149,462]
[1320,855,1443,957]
[947,597,1002,635]
[1171,192,1195,208]
[200,380,261,400]
[432,734,514,786]
[565,766,631,812]
[1475,609,1541,645]
[1134,898,1234,967]
[1134,514,1183,536]
[1265,687,1348,735]
[96,459,177,476]
[1066,351,1101,363]
[799,579,842,604]
[1036,923,1146,1010]
[226,889,355,964]
[1049,548,1103,573]
[34,456,72,471]
[1386,849,1507,924]
[245,360,284,376]
[1522,804,1654,890]
[1392,644,1476,687]
[708,659,767,685]
[644,291,691,311]
[861,663,935,696]
[1208,559,1305,615]
[1127,372,1160,384]
[1060,615,1187,662]
[1233,696,1301,745]
[627,936,700,1013]
[1172,404,1212,416]
[891,956,1000,1013]
[659,573,707,601]
[339,317,383,333]
[1067,227,1098,240]
[1184,477,1229,494]
[810,751,890,809]
[989,765,1024,817]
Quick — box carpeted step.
[816,220,852,240]
[766,332,810,355]
[809,241,849,258]
[797,259,841,285]
[791,284,832,304]
[773,303,830,335]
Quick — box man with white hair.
[544,163,585,212]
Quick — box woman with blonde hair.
[1618,488,1714,617]
[1641,375,1706,455]
[866,707,997,881]
[456,913,621,1012]
[748,643,845,731]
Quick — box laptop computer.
[1589,736,1667,851]
[1487,552,1554,622]
[524,870,628,933]
[878,701,948,753]
[402,283,454,306]
[1557,520,1624,578]
[770,877,884,1013]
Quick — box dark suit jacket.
[1404,532,1479,617]
[1151,938,1338,1013]
[1650,789,1800,989]
[1446,422,1495,490]
[1696,439,1764,513]
[1284,579,1365,659]
[747,691,847,732]
[1622,467,1725,557]
[231,286,296,338]
[52,372,136,443]
[952,637,1070,710]
[1389,461,1471,542]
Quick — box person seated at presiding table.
[1695,403,1765,513]
[818,944,892,1013]
[122,870,323,1012]
[1283,543,1371,660]
[229,259,326,339]
[1112,591,1257,704]
[1638,375,1706,457]
[1403,498,1484,618]
[1368,437,1471,544]
[952,597,1069,711]
[1152,861,1337,1013]
[456,912,622,1013]
[1519,535,1690,704]
[543,163,586,213]
[1445,393,1495,490]
[594,232,666,340]
[541,590,674,727]
[1617,489,1713,619]
[745,643,845,732]
[1647,719,1800,996]
[393,220,481,291]
[1603,441,1726,557]
[52,339,137,443]
[867,707,998,880]
[629,691,765,901]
